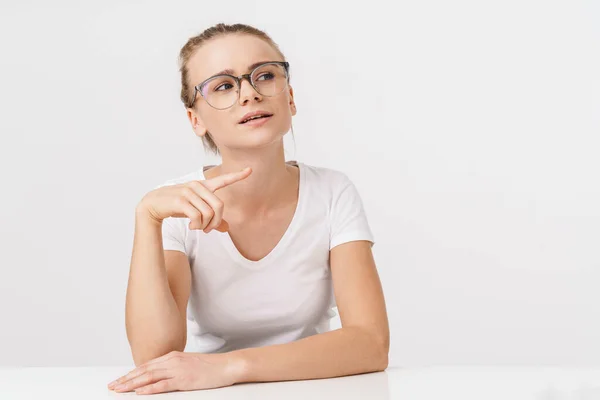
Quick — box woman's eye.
[215,83,234,91]
[256,73,274,81]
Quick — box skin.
[187,34,299,219]
[108,33,389,395]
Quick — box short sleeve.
[329,175,375,250]
[161,216,187,254]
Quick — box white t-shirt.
[154,160,374,353]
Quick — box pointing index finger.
[203,167,252,192]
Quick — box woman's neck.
[204,142,298,217]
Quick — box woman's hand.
[137,167,252,233]
[107,351,246,395]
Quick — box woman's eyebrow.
[211,61,272,77]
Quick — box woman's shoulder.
[295,161,353,188]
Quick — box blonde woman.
[108,23,389,395]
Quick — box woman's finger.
[113,368,171,393]
[180,188,213,230]
[202,167,252,192]
[186,181,225,233]
[135,378,177,395]
[108,362,155,389]
[108,353,173,390]
[176,200,204,230]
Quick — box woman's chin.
[231,129,285,149]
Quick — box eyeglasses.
[189,61,290,110]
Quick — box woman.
[108,23,389,395]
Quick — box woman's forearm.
[125,207,186,365]
[228,326,388,384]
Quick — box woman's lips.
[239,115,273,127]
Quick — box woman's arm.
[229,326,387,383]
[229,240,389,383]
[107,240,388,394]
[125,206,191,366]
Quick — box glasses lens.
[251,63,288,97]
[202,75,238,109]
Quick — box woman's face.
[186,34,296,152]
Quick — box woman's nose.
[238,78,262,104]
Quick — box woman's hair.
[178,23,290,155]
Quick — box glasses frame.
[189,61,290,110]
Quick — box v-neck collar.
[201,160,305,269]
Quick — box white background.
[0,0,598,367]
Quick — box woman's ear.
[288,86,297,116]
[187,108,207,138]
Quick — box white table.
[1,365,599,399]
